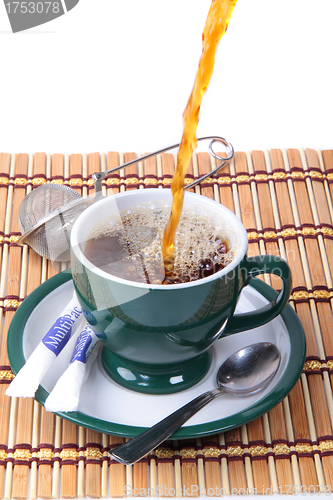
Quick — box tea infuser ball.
[18,183,94,262]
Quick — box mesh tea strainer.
[18,136,234,262]
[18,184,95,262]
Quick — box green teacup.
[70,189,291,394]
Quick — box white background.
[0,0,332,156]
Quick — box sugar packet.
[44,323,100,412]
[6,293,83,398]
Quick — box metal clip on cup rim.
[92,136,234,193]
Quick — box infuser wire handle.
[92,136,234,193]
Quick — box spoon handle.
[109,388,221,466]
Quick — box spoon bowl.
[217,342,280,395]
[109,342,281,465]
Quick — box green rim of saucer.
[7,269,306,439]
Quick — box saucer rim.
[7,269,306,439]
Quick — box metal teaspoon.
[109,342,281,465]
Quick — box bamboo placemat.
[0,147,333,498]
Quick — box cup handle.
[223,255,292,335]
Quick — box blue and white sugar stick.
[6,293,83,398]
[45,323,100,412]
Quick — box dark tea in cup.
[83,203,235,285]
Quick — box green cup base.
[101,348,212,395]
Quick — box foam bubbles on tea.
[84,202,235,284]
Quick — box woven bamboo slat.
[105,152,121,196]
[178,440,199,497]
[0,153,13,499]
[161,153,175,191]
[37,407,55,499]
[60,420,78,499]
[3,154,29,500]
[109,436,126,498]
[0,154,11,275]
[319,149,333,396]
[121,152,139,193]
[321,150,333,208]
[84,429,102,499]
[1,148,333,497]
[224,428,247,493]
[68,154,83,195]
[197,153,215,201]
[87,152,101,196]
[201,435,222,496]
